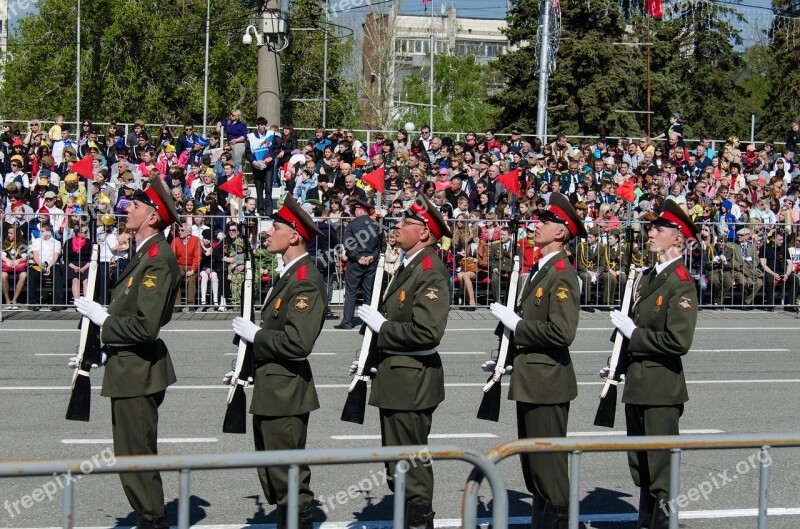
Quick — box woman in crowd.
[64,222,92,302]
[455,224,488,310]
[1,226,28,309]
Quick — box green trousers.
[625,403,682,501]
[111,391,166,520]
[379,408,435,506]
[253,413,313,511]
[516,401,570,507]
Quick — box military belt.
[381,347,437,356]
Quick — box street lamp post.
[76,0,81,135]
[202,0,211,135]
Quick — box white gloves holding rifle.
[357,305,386,333]
[348,360,377,376]
[490,303,521,332]
[610,310,637,339]
[222,371,254,386]
[232,317,260,344]
[74,297,109,327]
[481,359,513,374]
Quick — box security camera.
[242,33,253,45]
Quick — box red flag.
[219,172,245,199]
[614,177,636,203]
[71,155,94,180]
[647,0,663,19]
[497,168,522,197]
[361,167,385,193]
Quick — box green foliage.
[0,0,356,130]
[761,0,800,140]
[396,54,498,133]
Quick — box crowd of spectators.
[2,112,799,311]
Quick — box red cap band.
[410,202,444,239]
[144,187,172,225]
[546,205,578,237]
[275,206,313,241]
[660,211,695,240]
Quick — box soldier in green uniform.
[707,236,742,306]
[733,228,763,307]
[75,179,181,529]
[577,226,616,308]
[356,193,451,529]
[488,225,515,302]
[488,193,586,529]
[606,228,642,298]
[608,199,700,529]
[229,195,326,529]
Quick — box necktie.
[526,262,540,288]
[396,262,405,277]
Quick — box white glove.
[490,302,522,333]
[598,366,625,381]
[232,317,260,344]
[610,310,637,339]
[481,359,513,374]
[348,360,377,376]
[223,370,254,386]
[74,297,109,327]
[721,256,728,264]
[713,256,720,263]
[67,350,107,370]
[357,305,387,333]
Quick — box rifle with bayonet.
[477,255,520,421]
[594,199,638,427]
[66,218,102,422]
[341,253,386,424]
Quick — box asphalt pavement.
[1,309,799,528]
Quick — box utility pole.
[258,0,282,126]
[322,2,329,128]
[76,0,81,134]
[535,0,550,144]
[429,0,435,132]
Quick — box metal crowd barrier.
[0,445,506,529]
[463,433,800,529]
[2,211,799,313]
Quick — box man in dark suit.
[488,225,515,302]
[489,193,586,529]
[230,195,326,529]
[75,180,181,529]
[609,200,700,529]
[357,193,452,529]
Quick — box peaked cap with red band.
[537,193,587,239]
[652,198,700,241]
[134,179,180,226]
[404,192,452,240]
[271,194,324,242]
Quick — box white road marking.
[569,429,724,436]
[222,352,337,356]
[331,433,498,440]
[571,348,790,354]
[4,379,800,391]
[20,508,800,528]
[61,438,217,444]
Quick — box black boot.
[541,502,569,529]
[275,505,288,529]
[531,493,546,529]
[406,502,435,529]
[136,514,169,529]
[649,503,670,529]
[637,489,656,529]
[299,508,314,529]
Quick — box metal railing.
[0,445,507,529]
[462,433,800,529]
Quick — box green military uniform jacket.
[101,233,180,398]
[488,240,515,274]
[608,242,643,272]
[250,255,325,417]
[622,259,698,406]
[577,241,609,273]
[705,243,742,273]
[509,250,579,404]
[369,246,449,411]
[739,241,761,279]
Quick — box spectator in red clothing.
[517,222,542,273]
[170,222,201,311]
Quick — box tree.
[396,54,499,133]
[493,0,642,137]
[358,8,402,131]
[761,0,800,140]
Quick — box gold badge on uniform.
[424,287,439,302]
[655,295,663,313]
[535,287,543,306]
[293,294,310,312]
[124,276,134,294]
[555,286,569,302]
[273,298,282,318]
[142,274,157,290]
[399,290,406,309]
[678,296,692,311]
